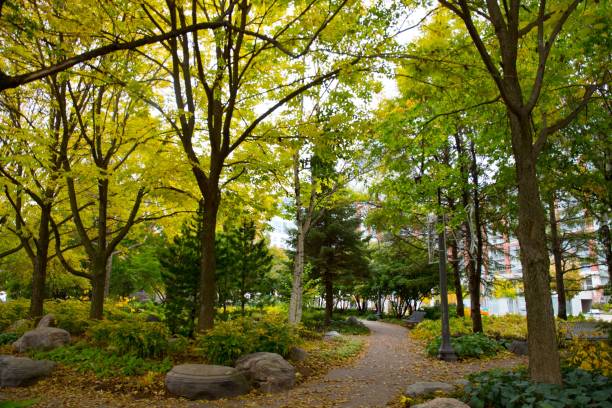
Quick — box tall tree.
[438,0,608,383]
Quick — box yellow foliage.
[565,339,612,377]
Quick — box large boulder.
[36,314,56,328]
[165,364,250,400]
[412,398,469,408]
[287,346,308,362]
[0,355,55,387]
[12,327,71,352]
[508,340,528,356]
[235,352,296,393]
[405,382,455,397]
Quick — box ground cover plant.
[463,368,612,408]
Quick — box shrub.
[0,299,30,331]
[198,316,299,366]
[366,313,379,321]
[0,333,19,345]
[411,317,472,341]
[87,320,170,359]
[31,344,172,377]
[426,333,500,359]
[45,299,91,335]
[464,368,612,408]
[565,339,612,376]
[482,314,527,340]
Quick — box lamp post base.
[438,346,458,362]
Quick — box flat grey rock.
[287,347,308,362]
[412,398,469,408]
[324,330,342,340]
[13,327,71,352]
[0,355,55,387]
[508,340,528,355]
[165,364,250,400]
[346,316,365,327]
[405,381,455,397]
[37,314,56,328]
[235,352,295,393]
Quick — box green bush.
[426,333,501,359]
[87,320,170,359]
[45,299,91,335]
[366,313,379,321]
[464,368,612,408]
[0,332,19,345]
[330,319,370,335]
[31,344,172,377]
[0,299,30,331]
[198,316,299,366]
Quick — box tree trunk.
[104,252,113,298]
[89,259,107,320]
[289,225,305,324]
[198,190,219,332]
[450,238,464,317]
[548,194,566,320]
[509,112,561,385]
[469,140,483,333]
[30,206,51,318]
[324,269,333,326]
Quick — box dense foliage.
[464,368,612,408]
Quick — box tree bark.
[30,205,52,318]
[289,226,305,324]
[89,257,107,319]
[509,111,561,384]
[450,237,464,317]
[548,194,566,320]
[324,268,333,326]
[469,140,483,333]
[198,188,220,332]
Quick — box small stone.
[405,381,455,397]
[324,331,342,340]
[412,398,470,408]
[36,314,56,328]
[287,347,308,362]
[165,364,250,400]
[508,340,528,355]
[235,352,296,393]
[0,355,55,387]
[12,327,71,352]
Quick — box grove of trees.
[0,0,609,387]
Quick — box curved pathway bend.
[199,320,526,408]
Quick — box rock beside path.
[346,316,365,327]
[324,331,341,340]
[412,398,469,408]
[0,355,55,387]
[288,347,308,362]
[165,364,249,400]
[508,340,528,356]
[37,314,56,328]
[13,327,70,352]
[405,381,455,397]
[235,352,296,393]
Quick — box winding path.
[204,320,525,408]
